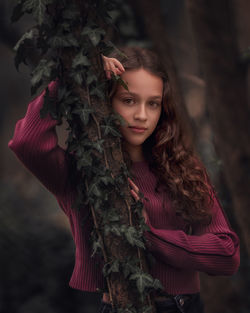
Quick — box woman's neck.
[124,143,145,162]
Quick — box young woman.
[8,47,240,313]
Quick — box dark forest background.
[1,1,250,313]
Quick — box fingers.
[142,209,148,223]
[128,177,139,193]
[128,177,140,202]
[130,189,140,202]
[102,55,125,79]
[113,58,125,72]
[128,178,148,222]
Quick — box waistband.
[100,292,200,311]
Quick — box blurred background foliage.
[1,0,250,312]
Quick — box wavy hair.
[107,46,213,226]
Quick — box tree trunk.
[58,1,157,311]
[186,0,250,254]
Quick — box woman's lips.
[129,126,147,133]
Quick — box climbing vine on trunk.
[12,0,163,312]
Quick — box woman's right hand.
[128,177,149,223]
[101,54,125,79]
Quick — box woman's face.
[111,68,163,154]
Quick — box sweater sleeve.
[144,193,240,276]
[8,81,73,213]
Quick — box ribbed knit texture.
[8,81,240,295]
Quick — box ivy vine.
[12,0,163,312]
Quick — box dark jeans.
[97,293,204,313]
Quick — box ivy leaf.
[102,259,120,277]
[14,28,36,52]
[88,182,102,198]
[105,40,129,60]
[117,306,137,313]
[62,7,80,20]
[112,112,127,127]
[89,85,105,100]
[107,211,120,222]
[110,224,122,236]
[152,278,164,291]
[49,34,79,48]
[101,124,122,137]
[122,261,137,278]
[72,105,94,126]
[11,0,25,23]
[13,28,38,71]
[104,224,111,236]
[124,226,145,249]
[23,0,53,25]
[86,72,98,85]
[73,72,83,85]
[141,305,154,313]
[30,59,56,91]
[129,272,154,294]
[72,52,91,68]
[77,152,93,169]
[98,175,114,186]
[82,26,106,46]
[111,72,129,91]
[40,86,61,121]
[91,238,102,257]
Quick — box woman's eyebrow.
[118,92,162,99]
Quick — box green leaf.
[77,152,92,169]
[110,224,122,236]
[104,224,111,236]
[72,52,91,68]
[152,278,164,291]
[101,124,122,137]
[111,73,129,91]
[124,226,145,249]
[72,105,94,126]
[14,28,36,52]
[91,239,102,257]
[112,112,127,127]
[49,34,79,48]
[122,261,137,278]
[102,259,120,277]
[31,59,56,88]
[62,7,80,20]
[39,86,60,120]
[105,40,129,59]
[88,183,102,198]
[11,0,25,23]
[141,305,154,313]
[129,272,154,294]
[82,26,106,46]
[89,86,105,100]
[99,176,114,186]
[86,72,98,85]
[23,0,53,25]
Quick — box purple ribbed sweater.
[8,81,240,295]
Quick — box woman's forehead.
[116,68,163,97]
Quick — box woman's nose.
[134,104,147,121]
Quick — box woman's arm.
[8,81,73,213]
[143,193,240,276]
[8,56,125,213]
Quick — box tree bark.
[186,0,250,254]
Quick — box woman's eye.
[149,101,160,108]
[123,98,134,104]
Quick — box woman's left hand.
[128,177,148,223]
[101,54,125,79]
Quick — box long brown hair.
[107,46,213,226]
